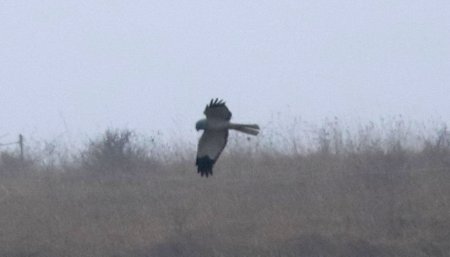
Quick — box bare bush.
[79,129,157,174]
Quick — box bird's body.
[196,118,229,131]
[195,99,260,177]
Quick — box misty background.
[1,1,449,145]
[2,2,450,256]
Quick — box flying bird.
[195,98,260,177]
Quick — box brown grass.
[0,121,449,257]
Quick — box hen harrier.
[195,98,260,177]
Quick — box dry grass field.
[1,120,449,257]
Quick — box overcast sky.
[1,1,449,145]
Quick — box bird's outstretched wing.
[196,130,228,177]
[204,98,232,121]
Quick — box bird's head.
[195,119,207,131]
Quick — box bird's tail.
[229,123,260,136]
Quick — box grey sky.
[1,1,449,144]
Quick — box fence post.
[19,134,24,161]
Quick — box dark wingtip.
[196,156,215,177]
[207,98,226,108]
